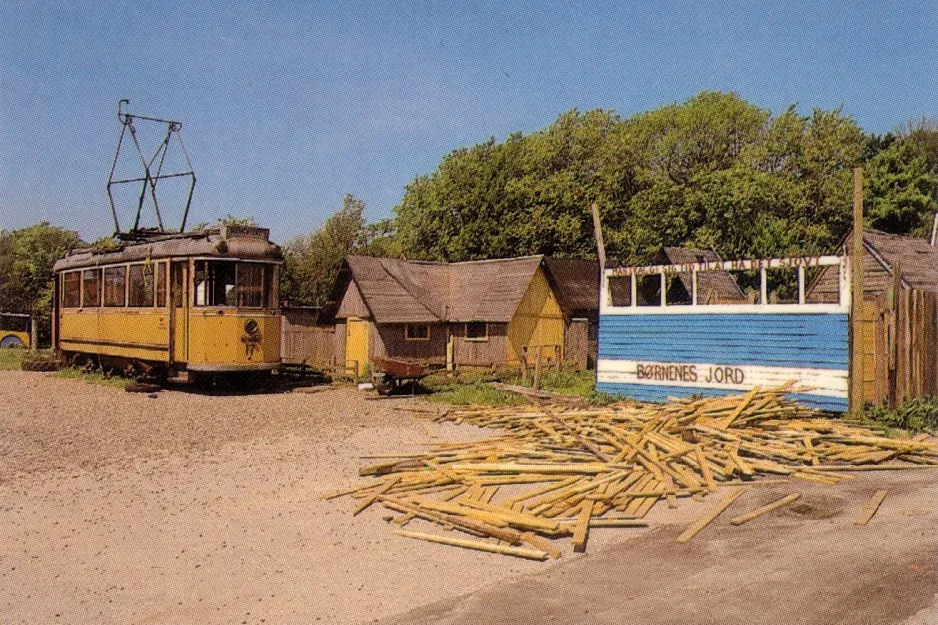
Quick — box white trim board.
[596,359,847,398]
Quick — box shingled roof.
[543,258,600,313]
[333,256,545,323]
[856,229,938,292]
[325,255,598,324]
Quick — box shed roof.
[852,229,938,292]
[328,254,597,324]
[543,258,600,313]
[658,247,746,302]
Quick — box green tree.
[393,91,868,265]
[280,194,367,307]
[0,223,84,345]
[866,138,938,236]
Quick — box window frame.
[81,269,102,308]
[103,265,128,308]
[464,321,489,342]
[62,271,82,309]
[405,323,430,341]
[128,263,156,308]
[192,259,277,309]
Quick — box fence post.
[849,167,865,415]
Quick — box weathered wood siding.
[864,288,938,407]
[281,308,335,365]
[450,322,508,366]
[337,281,370,319]
[371,323,447,364]
[596,313,849,411]
[808,248,890,303]
[564,318,589,370]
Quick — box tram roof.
[53,226,282,272]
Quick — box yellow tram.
[52,225,282,381]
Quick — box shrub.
[864,397,938,433]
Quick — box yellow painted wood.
[60,309,170,362]
[507,267,565,364]
[346,316,369,377]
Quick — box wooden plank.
[571,501,594,553]
[353,476,401,516]
[695,444,717,492]
[589,518,649,528]
[675,487,746,544]
[394,529,549,560]
[854,489,888,526]
[729,493,800,525]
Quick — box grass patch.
[54,366,130,390]
[864,397,938,434]
[426,382,526,406]
[0,348,24,370]
[420,365,617,407]
[507,366,619,406]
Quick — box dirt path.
[2,370,937,625]
[383,472,938,625]
[0,372,563,625]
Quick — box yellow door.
[170,262,188,363]
[346,317,369,377]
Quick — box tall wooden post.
[850,167,865,414]
[590,203,606,272]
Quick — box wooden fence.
[281,308,336,367]
[862,288,938,408]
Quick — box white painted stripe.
[596,359,847,398]
[599,303,849,315]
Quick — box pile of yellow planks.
[326,383,938,559]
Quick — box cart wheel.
[374,374,395,396]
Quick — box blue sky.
[1,0,936,243]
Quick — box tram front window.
[193,261,273,308]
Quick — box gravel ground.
[0,371,633,625]
[3,370,936,625]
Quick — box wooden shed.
[807,229,938,407]
[317,255,598,375]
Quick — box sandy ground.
[1,370,937,625]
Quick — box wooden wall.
[450,322,508,366]
[564,318,589,370]
[862,288,938,407]
[281,308,336,366]
[507,267,565,364]
[371,323,447,364]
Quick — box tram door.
[170,261,189,363]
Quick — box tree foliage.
[0,223,84,345]
[394,92,876,264]
[280,194,370,307]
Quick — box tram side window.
[128,264,155,307]
[104,266,127,307]
[62,272,82,308]
[82,269,102,308]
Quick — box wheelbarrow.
[370,356,428,396]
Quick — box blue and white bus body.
[596,256,850,412]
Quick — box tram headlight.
[244,319,259,336]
